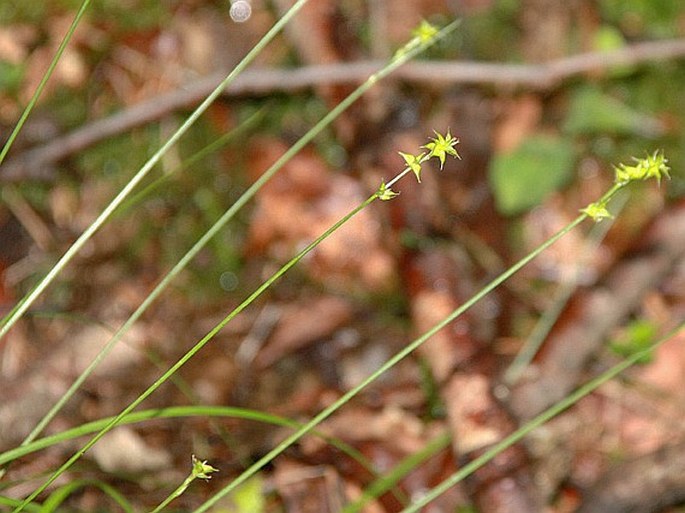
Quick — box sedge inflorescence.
[582,150,671,222]
[377,130,461,200]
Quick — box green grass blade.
[0,406,365,471]
[190,211,587,513]
[0,0,312,343]
[38,479,134,513]
[0,0,92,166]
[15,16,458,472]
[401,321,685,512]
[0,496,42,513]
[2,405,399,511]
[342,431,451,513]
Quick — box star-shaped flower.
[614,150,670,186]
[422,130,461,170]
[191,455,219,481]
[377,180,400,201]
[581,201,613,222]
[399,151,426,182]
[412,20,439,44]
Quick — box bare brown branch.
[2,38,685,181]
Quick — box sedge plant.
[0,0,311,481]
[5,108,677,513]
[1,4,680,512]
[185,150,674,513]
[8,123,461,513]
[7,17,459,455]
[0,0,313,341]
[5,19,460,513]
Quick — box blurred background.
[1,1,685,511]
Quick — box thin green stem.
[0,406,361,467]
[402,321,685,512]
[0,0,92,166]
[190,212,588,513]
[0,0,312,342]
[150,456,218,513]
[12,19,459,456]
[342,431,452,513]
[113,105,267,218]
[10,193,375,513]
[386,166,415,189]
[150,475,195,513]
[503,193,626,385]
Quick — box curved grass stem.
[194,175,643,512]
[0,0,313,342]
[189,210,588,513]
[0,0,92,166]
[9,18,459,465]
[402,320,685,512]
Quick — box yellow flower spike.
[375,130,460,202]
[642,150,670,186]
[191,455,219,481]
[377,180,400,201]
[581,201,614,222]
[393,20,440,61]
[614,150,670,186]
[422,129,461,170]
[412,19,439,43]
[399,151,426,182]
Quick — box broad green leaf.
[489,135,575,215]
[563,87,663,137]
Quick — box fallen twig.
[2,38,685,182]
